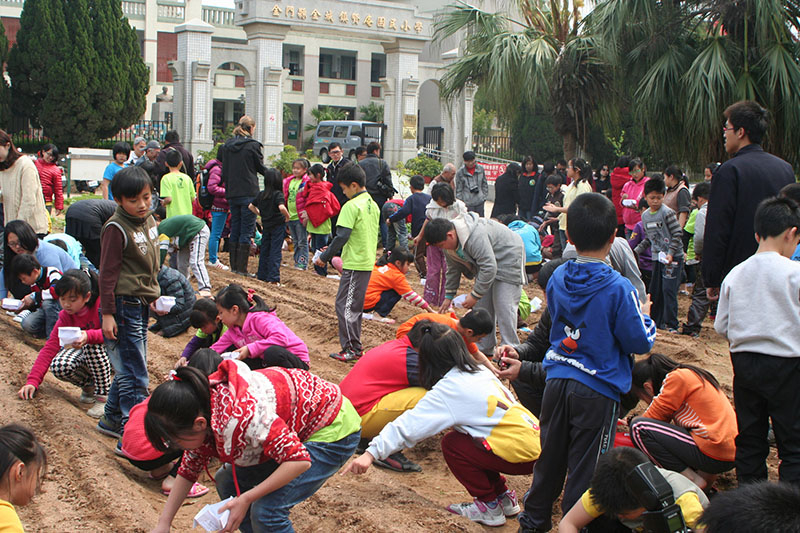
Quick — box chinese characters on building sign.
[271,4,425,33]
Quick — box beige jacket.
[0,156,49,234]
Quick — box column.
[144,0,159,114]
[302,46,319,139]
[355,56,372,116]
[241,22,289,157]
[381,38,424,166]
[170,19,214,155]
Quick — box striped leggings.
[629,416,734,474]
[49,343,112,396]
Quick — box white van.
[312,121,385,162]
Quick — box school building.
[0,0,476,165]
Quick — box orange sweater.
[363,263,428,312]
[395,311,479,355]
[642,368,736,462]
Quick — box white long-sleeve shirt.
[715,251,800,357]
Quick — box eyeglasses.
[329,149,343,155]
[7,240,22,249]
[722,126,736,133]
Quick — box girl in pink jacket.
[16,269,111,419]
[211,284,310,367]
[282,159,310,270]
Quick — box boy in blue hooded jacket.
[517,193,656,533]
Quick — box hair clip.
[169,370,180,381]
[247,288,255,304]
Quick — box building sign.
[402,114,417,140]
[480,162,507,182]
[270,4,426,36]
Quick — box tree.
[304,106,347,131]
[588,0,800,168]
[8,0,148,147]
[0,23,10,126]
[359,102,384,123]
[435,0,613,160]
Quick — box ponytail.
[376,246,414,267]
[215,284,275,315]
[232,115,255,137]
[416,321,479,389]
[145,366,211,452]
[632,353,721,395]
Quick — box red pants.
[441,430,535,502]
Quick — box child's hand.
[70,331,89,349]
[542,202,557,213]
[18,384,36,400]
[314,256,325,267]
[497,357,522,381]
[463,294,478,309]
[665,254,673,264]
[341,452,374,475]
[102,315,118,340]
[706,287,719,301]
[236,346,250,360]
[175,357,188,369]
[438,298,452,314]
[19,295,35,311]
[219,495,250,533]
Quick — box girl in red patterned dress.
[145,360,361,533]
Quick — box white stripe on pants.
[335,269,371,353]
[189,225,211,291]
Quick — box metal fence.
[472,135,522,163]
[7,118,173,151]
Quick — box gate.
[423,127,444,160]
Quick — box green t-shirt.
[307,218,331,235]
[287,178,302,221]
[337,190,379,271]
[161,171,196,219]
[306,397,361,443]
[685,208,698,261]
[158,214,206,248]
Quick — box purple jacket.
[211,310,310,363]
[205,159,228,210]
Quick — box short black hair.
[589,447,651,515]
[11,253,41,277]
[699,481,800,533]
[725,100,769,145]
[754,196,800,239]
[615,155,631,169]
[165,148,182,168]
[692,181,711,200]
[542,161,556,175]
[424,217,454,245]
[627,158,643,172]
[187,348,222,376]
[190,298,218,329]
[556,159,567,167]
[566,193,617,252]
[643,177,666,196]
[462,151,475,161]
[459,308,493,336]
[366,141,381,154]
[638,196,649,210]
[354,146,367,157]
[409,175,425,191]
[337,163,365,187]
[328,141,342,151]
[110,165,153,200]
[780,183,800,206]
[417,322,480,389]
[431,182,455,205]
[112,141,131,159]
[154,205,167,221]
[55,268,99,308]
[48,239,68,252]
[495,213,521,226]
[537,258,568,290]
[164,130,180,144]
[663,165,682,181]
[545,174,562,187]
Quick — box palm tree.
[435,0,613,160]
[588,0,800,167]
[304,106,347,131]
[358,102,384,123]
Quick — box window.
[283,45,304,76]
[317,125,334,137]
[371,53,386,83]
[349,125,362,136]
[333,126,349,138]
[319,49,356,80]
[319,54,333,79]
[340,55,356,81]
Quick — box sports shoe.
[114,439,127,457]
[96,416,122,439]
[13,310,31,323]
[87,399,107,419]
[373,451,422,472]
[499,489,520,516]
[667,328,679,334]
[447,498,505,527]
[80,386,96,404]
[208,260,229,271]
[329,349,361,362]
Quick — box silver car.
[313,120,385,163]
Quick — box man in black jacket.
[325,142,350,237]
[703,101,795,299]
[359,142,395,250]
[155,130,195,180]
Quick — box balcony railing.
[121,0,145,19]
[202,6,235,27]
[157,0,184,22]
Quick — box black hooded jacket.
[219,135,267,199]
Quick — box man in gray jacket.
[425,212,525,352]
[455,151,489,216]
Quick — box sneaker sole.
[502,503,520,516]
[96,424,121,439]
[446,506,506,527]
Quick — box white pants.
[475,280,521,353]
[169,225,211,291]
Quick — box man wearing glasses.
[703,100,794,301]
[325,142,350,236]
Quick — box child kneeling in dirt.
[176,298,229,367]
[362,247,432,323]
[343,322,541,528]
[17,269,112,419]
[145,360,361,532]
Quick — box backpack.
[196,168,213,210]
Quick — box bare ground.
[1,250,775,532]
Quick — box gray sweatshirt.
[455,164,489,207]
[634,204,684,259]
[443,212,525,300]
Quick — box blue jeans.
[309,232,329,276]
[229,196,256,244]
[381,202,408,250]
[104,296,150,430]
[287,220,308,269]
[209,210,227,263]
[21,299,62,339]
[257,224,285,283]
[215,431,360,533]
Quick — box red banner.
[480,162,507,182]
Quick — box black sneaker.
[329,349,361,362]
[373,451,422,473]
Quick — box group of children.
[4,149,800,533]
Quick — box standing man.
[429,162,456,192]
[360,141,395,250]
[703,100,795,300]
[126,137,147,166]
[455,151,488,217]
[325,142,349,236]
[156,130,195,181]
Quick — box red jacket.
[300,180,340,227]
[610,166,631,225]
[34,158,64,210]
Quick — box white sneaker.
[499,489,520,516]
[446,499,505,527]
[13,310,31,323]
[87,400,106,419]
[208,260,229,271]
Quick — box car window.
[317,125,334,137]
[333,126,349,138]
[350,125,362,136]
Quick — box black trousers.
[731,352,800,485]
[684,263,710,334]
[518,378,618,531]
[364,289,402,318]
[244,346,309,371]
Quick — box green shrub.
[267,145,301,175]
[402,155,442,178]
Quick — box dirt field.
[0,249,760,532]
